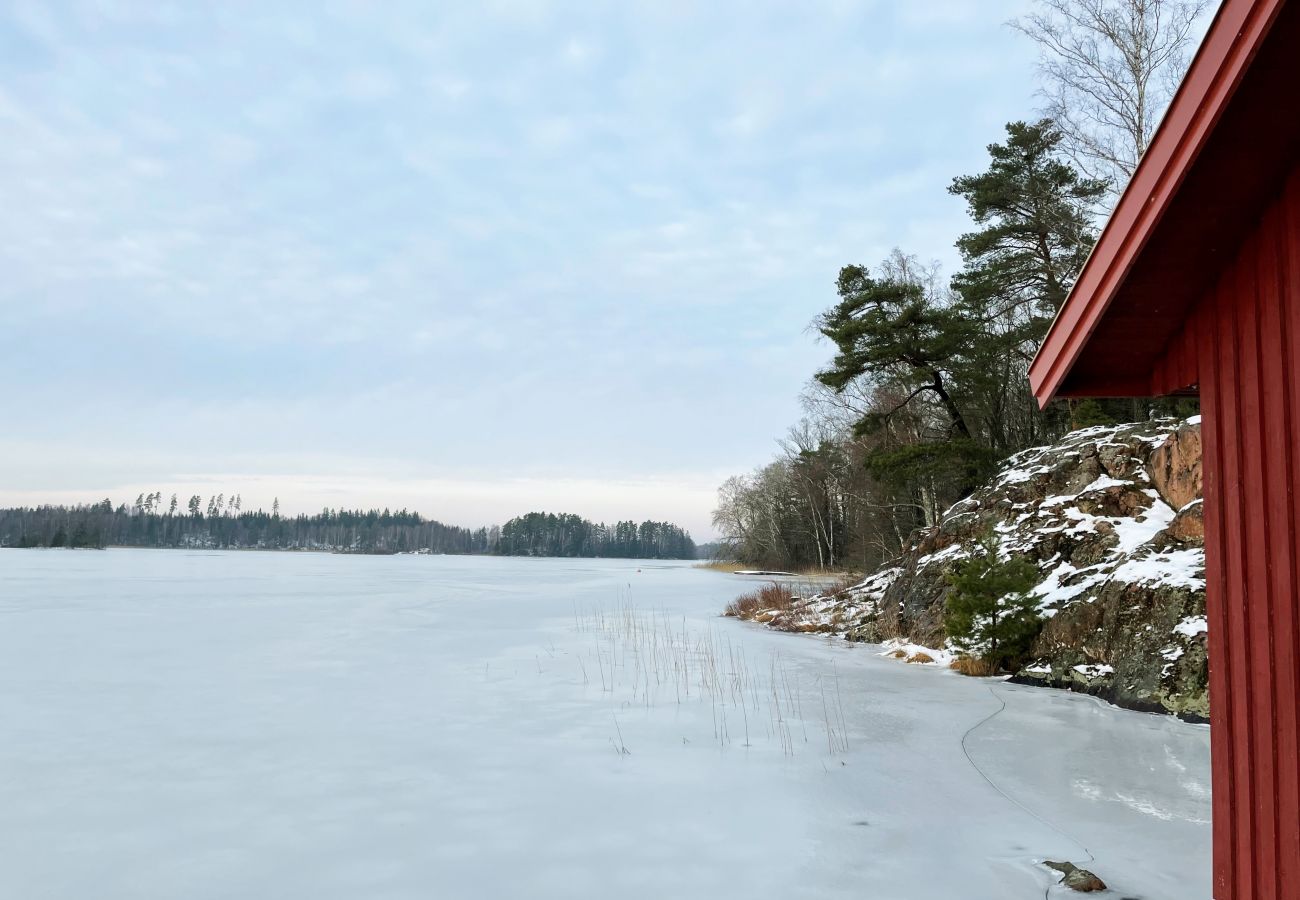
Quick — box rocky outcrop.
[742,418,1210,720]
[1148,419,1202,510]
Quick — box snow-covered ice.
[0,550,1211,899]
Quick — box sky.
[0,0,1042,540]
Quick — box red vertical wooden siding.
[1155,169,1300,898]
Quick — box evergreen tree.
[944,534,1044,670]
[493,511,694,559]
[950,120,1104,348]
[947,120,1108,448]
[818,260,972,437]
[816,252,991,496]
[0,502,488,554]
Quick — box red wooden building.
[1028,0,1300,894]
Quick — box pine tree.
[950,120,1105,347]
[944,534,1044,670]
[947,120,1110,448]
[816,252,992,496]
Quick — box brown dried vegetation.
[950,655,1000,677]
[723,582,796,620]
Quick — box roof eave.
[1027,0,1286,408]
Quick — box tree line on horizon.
[494,512,695,559]
[712,0,1206,573]
[0,499,696,559]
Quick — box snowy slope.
[731,418,1210,719]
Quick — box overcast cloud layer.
[0,1,1039,538]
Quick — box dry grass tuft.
[698,560,858,579]
[723,582,796,620]
[906,652,935,664]
[793,622,836,634]
[889,649,908,659]
[693,560,744,572]
[950,656,1000,677]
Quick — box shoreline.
[0,545,698,562]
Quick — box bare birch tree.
[1012,0,1211,194]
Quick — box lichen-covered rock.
[763,418,1209,719]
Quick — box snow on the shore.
[734,419,1207,694]
[878,637,956,667]
[856,565,903,599]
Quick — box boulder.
[1149,420,1203,510]
[1044,860,1108,892]
[1168,499,1204,542]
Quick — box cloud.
[0,0,1041,535]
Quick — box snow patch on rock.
[879,637,956,667]
[1174,615,1209,638]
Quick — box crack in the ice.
[960,683,1097,899]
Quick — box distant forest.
[495,512,695,559]
[0,495,696,560]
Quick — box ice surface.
[0,550,1211,899]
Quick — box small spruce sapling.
[944,532,1043,672]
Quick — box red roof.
[1029,0,1299,405]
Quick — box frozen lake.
[0,550,1210,899]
